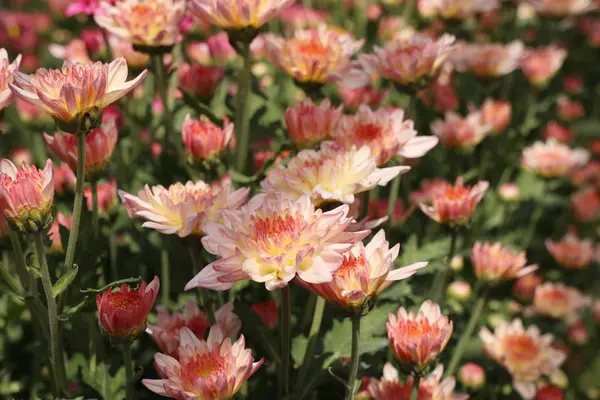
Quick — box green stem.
[296,296,326,390]
[386,175,402,218]
[429,229,458,304]
[7,226,30,291]
[409,374,420,400]
[99,28,114,61]
[234,40,253,172]
[0,258,24,296]
[122,343,135,400]
[152,53,175,150]
[160,243,170,307]
[279,285,291,400]
[345,314,361,400]
[444,286,488,378]
[91,180,99,238]
[34,232,66,395]
[187,240,215,324]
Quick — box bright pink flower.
[471,241,537,284]
[142,325,263,399]
[205,32,238,64]
[479,98,511,135]
[339,87,390,111]
[420,81,459,112]
[452,41,524,78]
[179,63,225,99]
[431,111,489,149]
[563,75,583,94]
[147,301,241,358]
[571,187,600,222]
[53,163,76,194]
[410,178,453,204]
[251,300,278,329]
[387,300,453,370]
[521,45,567,87]
[285,99,343,148]
[459,363,485,390]
[418,177,489,225]
[96,276,160,342]
[0,48,21,111]
[81,29,105,56]
[84,179,117,214]
[531,283,589,321]
[368,198,415,227]
[182,115,233,161]
[512,272,542,302]
[545,233,594,270]
[557,96,585,121]
[48,212,73,255]
[189,0,294,30]
[542,122,574,143]
[0,159,54,233]
[66,0,100,17]
[521,139,589,178]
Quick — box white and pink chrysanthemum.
[531,283,590,321]
[387,301,453,370]
[182,114,234,162]
[333,105,438,166]
[480,319,566,400]
[284,99,343,148]
[261,143,408,206]
[189,0,294,30]
[479,98,512,136]
[185,193,370,291]
[142,325,263,399]
[546,233,595,270]
[452,41,524,78]
[527,0,595,16]
[471,241,538,284]
[521,139,589,178]
[418,0,499,20]
[297,230,427,309]
[521,45,568,88]
[0,48,21,111]
[119,180,249,237]
[431,111,489,150]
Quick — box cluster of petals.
[277,4,329,30]
[48,212,72,254]
[478,98,512,135]
[333,105,438,166]
[431,111,489,150]
[410,178,450,204]
[95,0,186,48]
[284,98,343,148]
[119,180,249,237]
[452,41,524,78]
[178,63,225,99]
[261,142,408,206]
[418,0,499,20]
[571,187,600,222]
[182,114,234,161]
[386,301,453,370]
[545,233,595,270]
[418,177,489,225]
[479,319,566,400]
[264,25,363,84]
[521,139,589,178]
[108,35,150,69]
[297,230,427,310]
[185,193,369,291]
[521,45,568,87]
[147,301,241,358]
[339,86,390,111]
[65,0,99,16]
[189,0,294,30]
[0,48,21,111]
[531,283,590,321]
[84,179,118,214]
[142,325,263,399]
[527,0,595,16]
[471,241,538,284]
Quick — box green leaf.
[516,171,546,200]
[80,276,142,294]
[292,335,309,368]
[52,264,79,298]
[397,235,452,268]
[68,353,126,400]
[58,297,90,321]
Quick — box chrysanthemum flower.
[452,41,524,78]
[284,99,343,148]
[84,179,117,215]
[0,48,21,111]
[387,301,453,370]
[557,95,585,121]
[264,26,363,84]
[142,326,263,399]
[182,114,234,162]
[543,121,573,143]
[431,111,489,149]
[297,230,427,310]
[471,241,538,284]
[147,301,241,358]
[48,212,73,255]
[480,319,566,400]
[95,0,186,48]
[44,118,118,179]
[333,105,438,166]
[531,283,589,321]
[277,4,329,30]
[119,180,249,237]
[179,63,225,99]
[108,35,150,70]
[9,58,147,131]
[546,233,594,270]
[65,0,99,16]
[359,33,456,89]
[418,0,499,20]
[418,177,489,225]
[571,187,600,222]
[189,0,294,32]
[185,193,369,291]
[513,272,542,302]
[0,159,54,234]
[410,178,451,204]
[367,363,468,400]
[459,363,485,390]
[521,139,589,178]
[528,0,595,16]
[521,45,568,88]
[339,87,390,111]
[479,98,511,135]
[96,276,160,342]
[53,163,76,194]
[368,198,415,227]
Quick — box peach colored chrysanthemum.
[387,301,453,370]
[479,98,512,135]
[521,139,589,178]
[0,48,21,111]
[277,4,329,30]
[95,0,186,48]
[471,241,538,284]
[108,35,150,70]
[521,45,568,88]
[143,326,263,399]
[147,301,241,358]
[418,0,499,20]
[546,233,595,270]
[261,142,408,206]
[179,63,225,99]
[9,58,147,127]
[527,0,595,16]
[297,230,428,309]
[185,193,370,291]
[264,26,363,84]
[333,105,438,166]
[480,319,566,400]
[189,0,294,31]
[531,283,589,321]
[431,111,489,149]
[284,99,343,148]
[182,114,234,162]
[119,180,249,237]
[452,41,524,78]
[571,187,600,222]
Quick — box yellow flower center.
[504,335,540,363]
[182,353,226,387]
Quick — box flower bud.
[498,183,520,201]
[459,363,485,390]
[182,114,234,162]
[450,255,464,271]
[567,320,588,345]
[512,272,541,302]
[447,281,472,302]
[535,385,565,400]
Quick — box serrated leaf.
[52,264,79,298]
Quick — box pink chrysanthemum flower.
[189,0,294,31]
[9,58,147,130]
[521,45,568,88]
[546,233,595,270]
[359,33,455,89]
[47,212,72,255]
[66,0,99,16]
[333,105,438,166]
[277,4,329,30]
[84,179,118,215]
[264,26,363,84]
[251,300,278,329]
[297,230,428,310]
[418,0,499,20]
[261,142,408,206]
[387,301,453,370]
[182,114,234,162]
[0,48,21,111]
[431,111,489,149]
[0,159,54,234]
[147,301,241,358]
[95,0,186,48]
[452,41,524,78]
[527,0,595,16]
[479,98,512,135]
[119,180,250,237]
[185,193,370,291]
[142,326,263,399]
[368,363,468,400]
[179,63,225,99]
[531,283,589,321]
[44,118,118,178]
[480,319,566,400]
[471,241,538,284]
[108,35,150,70]
[521,139,589,178]
[418,177,489,225]
[339,86,390,111]
[571,187,600,222]
[284,99,343,148]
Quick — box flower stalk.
[430,229,458,304]
[186,240,215,324]
[122,342,136,400]
[345,313,361,400]
[409,373,420,400]
[152,53,176,150]
[234,40,253,172]
[296,296,326,389]
[91,180,99,237]
[279,285,292,399]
